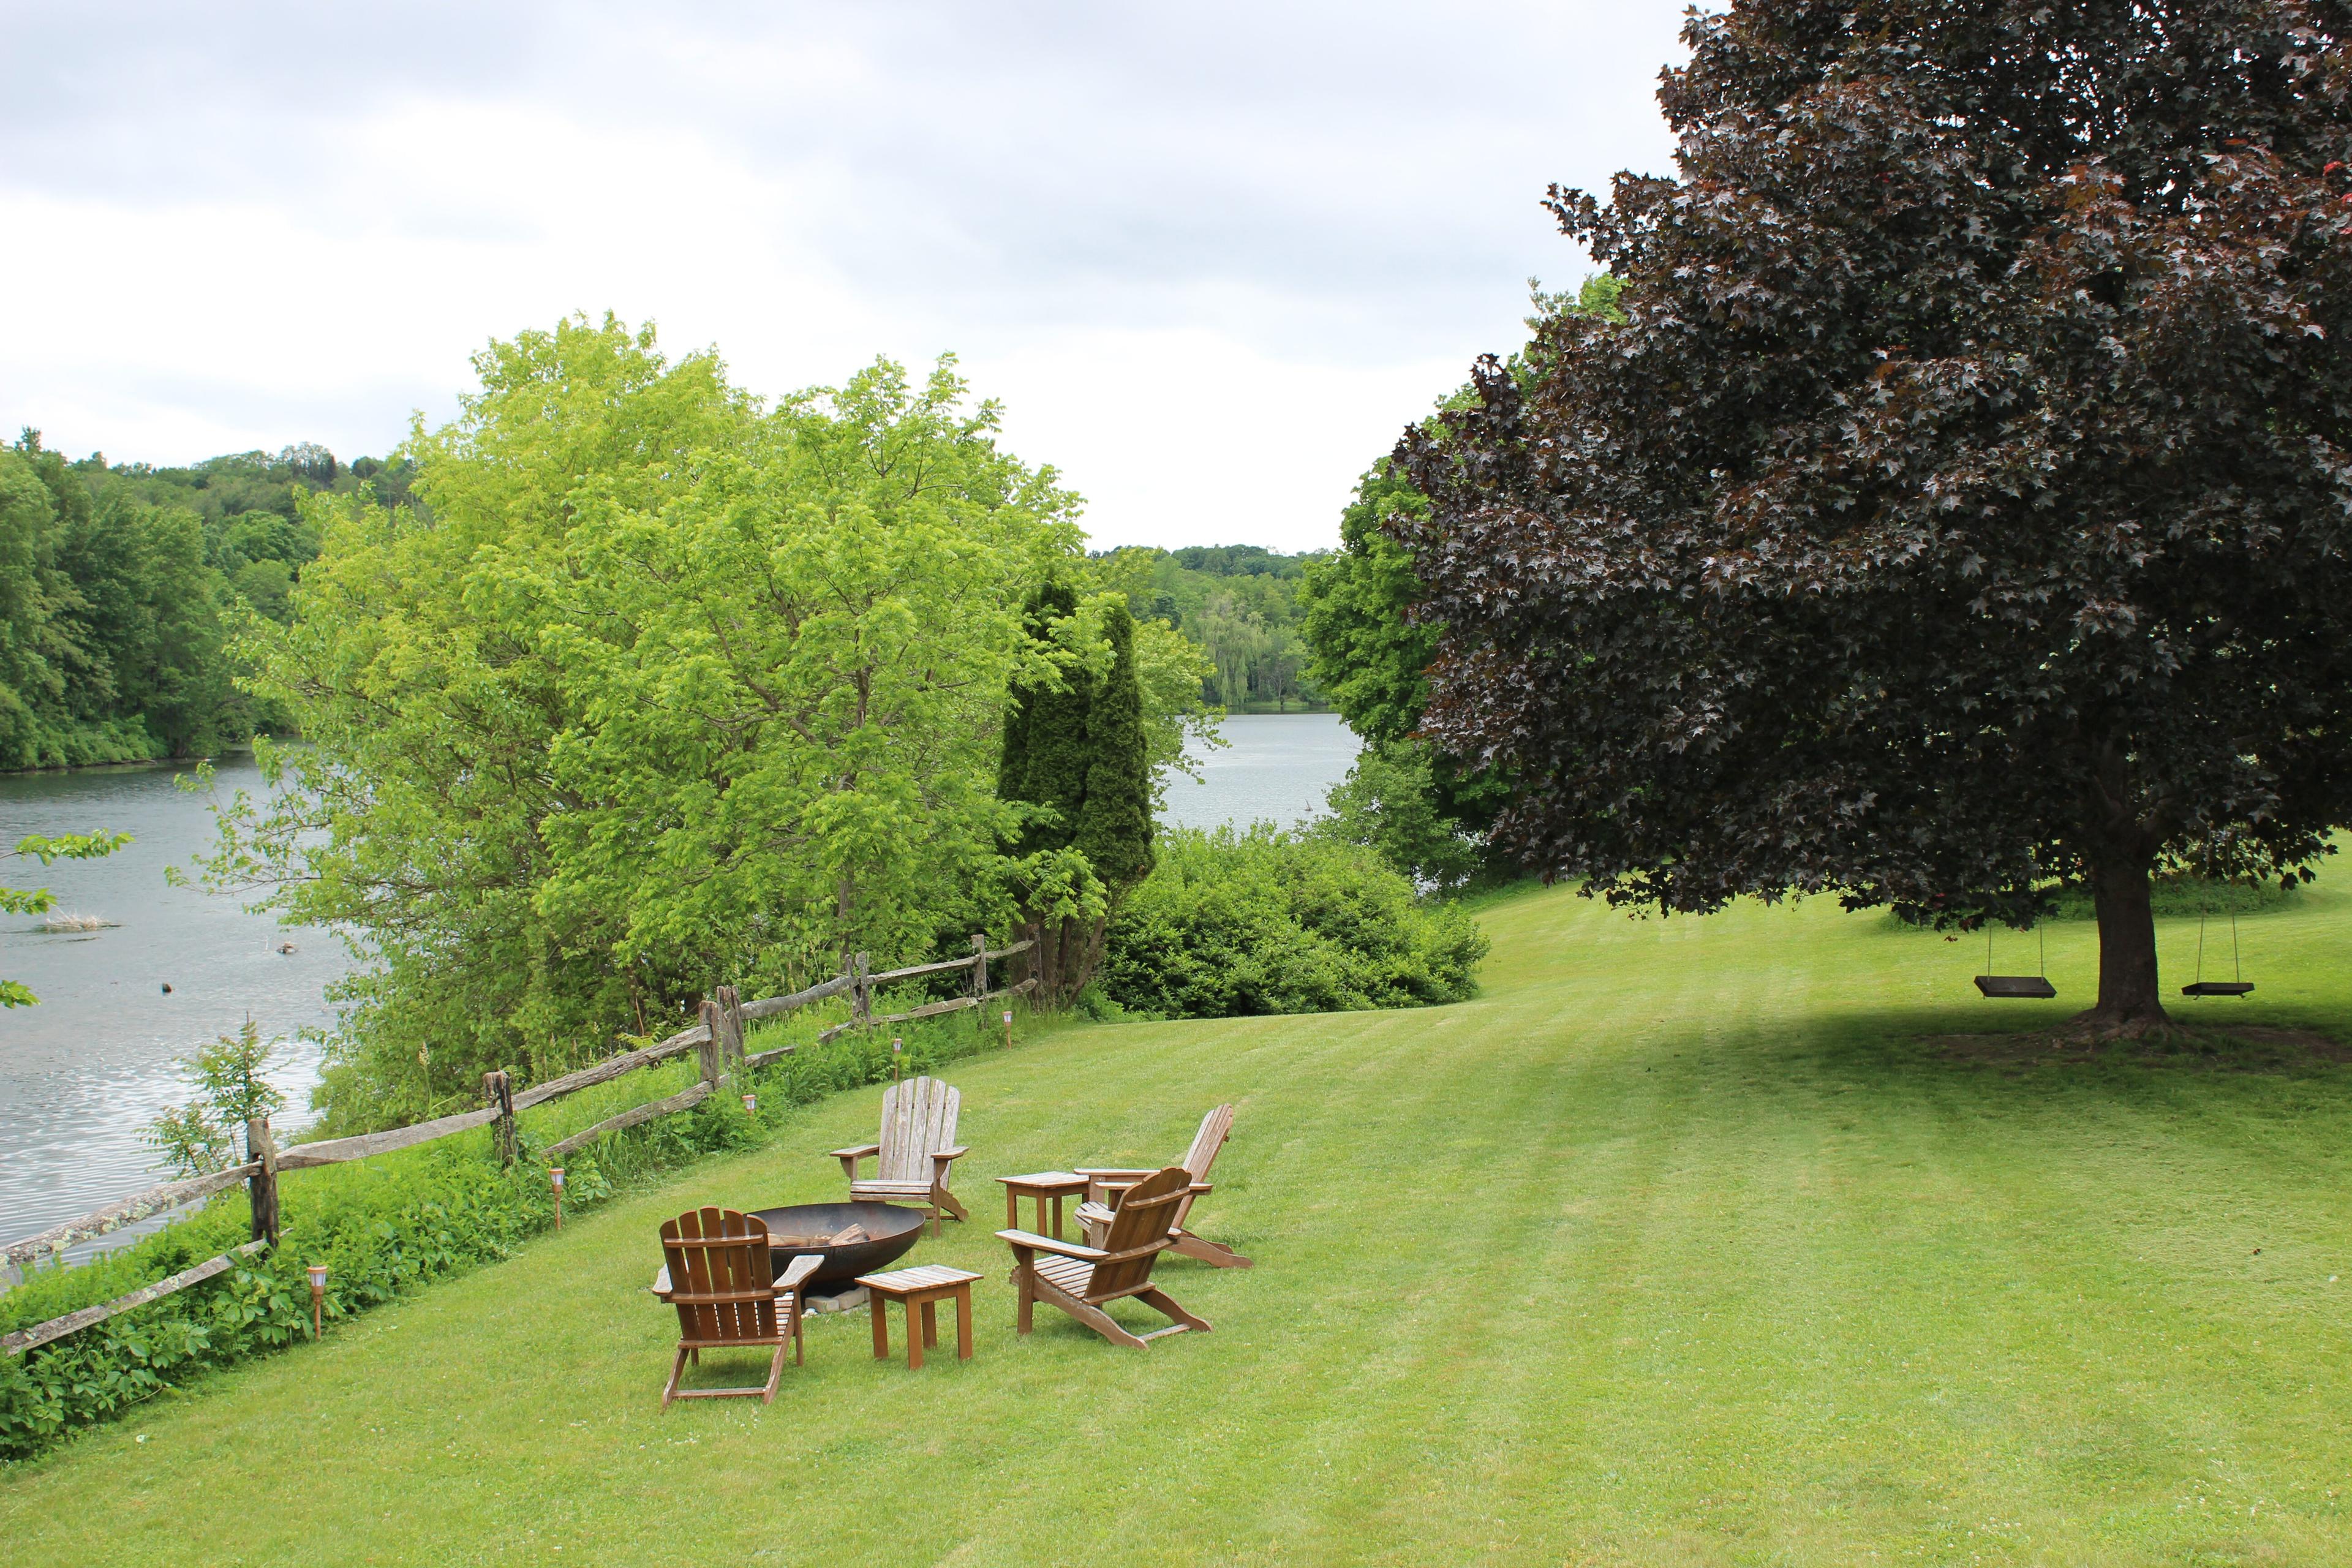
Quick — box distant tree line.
[0,432,412,770]
[1092,542,1329,712]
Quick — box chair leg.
[761,1341,789,1403]
[933,1185,970,1224]
[1016,1262,1035,1335]
[1170,1231,1254,1269]
[662,1346,690,1408]
[1137,1285,1212,1335]
[1063,1297,1148,1349]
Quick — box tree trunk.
[1018,911,1109,1008]
[2078,851,2170,1036]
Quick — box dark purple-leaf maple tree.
[1396,1,2352,1035]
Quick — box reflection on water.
[2,717,1360,1260]
[0,757,344,1250]
[1159,712,1362,833]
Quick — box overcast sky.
[1,2,1689,552]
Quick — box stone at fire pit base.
[801,1284,870,1316]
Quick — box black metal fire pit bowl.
[747,1202,927,1291]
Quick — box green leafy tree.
[205,315,1091,1126]
[1396,0,2352,1036]
[141,1019,288,1178]
[1300,459,1441,753]
[1,830,131,1008]
[1310,741,1485,895]
[1301,277,1627,846]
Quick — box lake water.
[0,715,1359,1261]
[1159,712,1362,834]
[1,756,345,1250]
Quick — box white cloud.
[0,1,1689,551]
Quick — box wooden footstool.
[856,1264,979,1370]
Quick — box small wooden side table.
[856,1264,979,1370]
[995,1170,1088,1240]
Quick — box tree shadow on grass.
[1806,1003,2352,1086]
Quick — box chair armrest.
[651,1265,674,1298]
[1079,1169,1152,1205]
[777,1253,823,1292]
[830,1144,881,1159]
[933,1145,970,1161]
[995,1228,1108,1261]
[1188,1182,1212,1194]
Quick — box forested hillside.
[0,433,410,770]
[1093,543,1329,712]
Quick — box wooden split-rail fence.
[0,938,1037,1356]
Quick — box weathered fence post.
[244,1117,279,1248]
[484,1070,517,1167]
[717,984,746,1072]
[853,952,872,1028]
[971,934,987,1026]
[696,1000,728,1087]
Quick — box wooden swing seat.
[2180,981,2255,997]
[1975,974,2056,999]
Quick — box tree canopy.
[206,316,1101,1125]
[1396,0,2352,1033]
[0,433,403,768]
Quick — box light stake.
[1002,1009,1012,1049]
[891,1036,903,1082]
[306,1264,328,1340]
[548,1166,565,1231]
[741,1091,757,1114]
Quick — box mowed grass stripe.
[9,879,2352,1564]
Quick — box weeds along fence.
[1,937,1036,1357]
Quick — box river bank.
[2,715,1362,1262]
[0,756,345,1248]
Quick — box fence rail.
[2,933,1041,1353]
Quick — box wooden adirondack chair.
[830,1075,970,1235]
[1000,1165,1210,1349]
[1074,1104,1252,1268]
[655,1207,822,1406]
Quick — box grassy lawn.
[7,878,2352,1565]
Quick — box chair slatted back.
[878,1076,960,1185]
[660,1207,777,1344]
[1181,1104,1234,1183]
[1088,1166,1189,1299]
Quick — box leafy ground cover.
[7,876,2352,1564]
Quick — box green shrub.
[1310,739,1490,895]
[2048,875,2301,921]
[1099,826,1489,1017]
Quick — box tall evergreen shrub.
[997,590,1156,997]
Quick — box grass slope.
[7,880,2352,1566]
